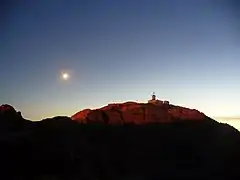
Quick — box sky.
[1,0,240,122]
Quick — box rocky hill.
[72,101,206,124]
[0,104,30,134]
[0,103,240,180]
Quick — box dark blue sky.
[1,0,240,120]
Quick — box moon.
[61,72,70,80]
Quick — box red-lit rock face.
[70,109,91,123]
[71,102,206,124]
[0,104,17,115]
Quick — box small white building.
[163,100,169,105]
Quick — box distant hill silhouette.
[0,103,240,179]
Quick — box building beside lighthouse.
[148,92,169,105]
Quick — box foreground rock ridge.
[0,103,240,180]
[72,101,206,124]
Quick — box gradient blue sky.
[1,0,240,121]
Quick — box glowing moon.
[62,72,69,80]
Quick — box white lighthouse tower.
[148,92,163,105]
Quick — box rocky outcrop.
[71,102,206,124]
[0,104,28,134]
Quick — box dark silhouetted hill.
[0,104,31,134]
[0,103,240,179]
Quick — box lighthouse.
[148,92,163,105]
